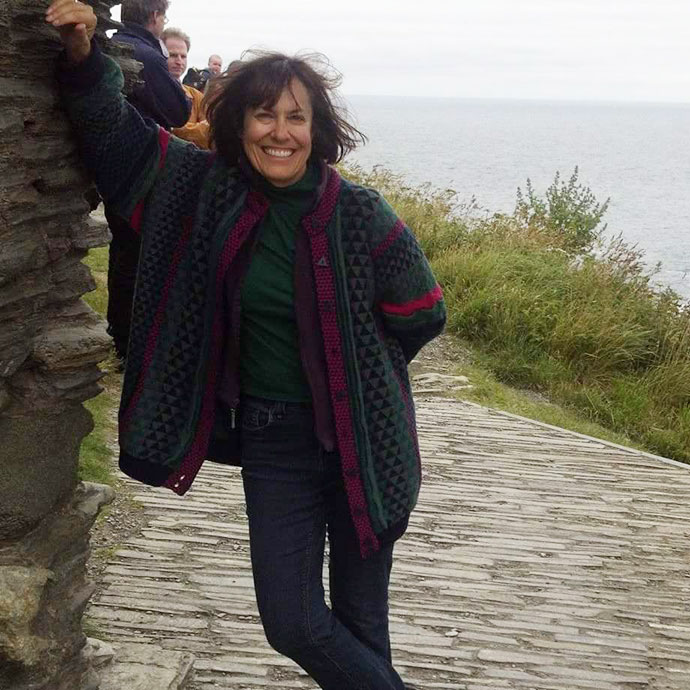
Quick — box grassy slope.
[80,246,120,484]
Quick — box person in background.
[162,27,210,149]
[183,53,223,92]
[112,0,189,128]
[106,0,191,361]
[208,53,223,76]
[48,1,444,688]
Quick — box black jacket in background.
[111,22,190,129]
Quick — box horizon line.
[342,93,690,107]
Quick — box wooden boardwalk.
[87,398,690,689]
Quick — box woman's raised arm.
[46,0,169,225]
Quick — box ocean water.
[345,96,690,300]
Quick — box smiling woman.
[49,4,445,686]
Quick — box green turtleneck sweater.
[239,165,319,402]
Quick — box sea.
[344,96,690,301]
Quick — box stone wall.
[0,2,124,688]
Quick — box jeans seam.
[303,506,369,690]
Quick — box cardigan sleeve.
[57,41,168,226]
[371,195,446,362]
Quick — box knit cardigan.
[59,44,446,557]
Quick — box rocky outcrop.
[0,484,115,690]
[0,1,125,688]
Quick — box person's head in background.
[208,54,223,76]
[162,27,190,80]
[121,0,169,39]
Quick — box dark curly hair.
[205,51,366,166]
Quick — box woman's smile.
[263,147,295,158]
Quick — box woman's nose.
[272,118,289,140]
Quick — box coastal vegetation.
[343,164,690,463]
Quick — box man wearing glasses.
[112,0,189,128]
[105,0,190,362]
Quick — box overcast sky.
[113,1,690,103]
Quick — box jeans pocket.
[241,402,274,432]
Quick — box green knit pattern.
[334,181,443,532]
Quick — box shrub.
[515,167,609,253]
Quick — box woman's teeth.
[264,148,293,158]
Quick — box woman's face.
[242,78,313,187]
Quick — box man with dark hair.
[106,0,191,360]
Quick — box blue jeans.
[240,397,405,690]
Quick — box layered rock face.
[0,2,123,688]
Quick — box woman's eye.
[255,112,272,121]
[289,114,306,122]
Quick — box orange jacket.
[172,84,210,149]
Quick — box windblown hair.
[161,27,191,51]
[121,0,169,27]
[205,51,366,166]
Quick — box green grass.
[342,163,690,463]
[79,246,121,484]
[79,365,120,484]
[81,246,109,316]
[446,354,646,452]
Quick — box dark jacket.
[182,66,212,93]
[58,45,446,558]
[111,22,190,129]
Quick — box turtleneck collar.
[238,154,329,211]
[260,162,319,199]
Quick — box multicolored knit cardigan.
[59,45,446,557]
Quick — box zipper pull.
[230,408,236,429]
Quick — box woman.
[47,2,445,688]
